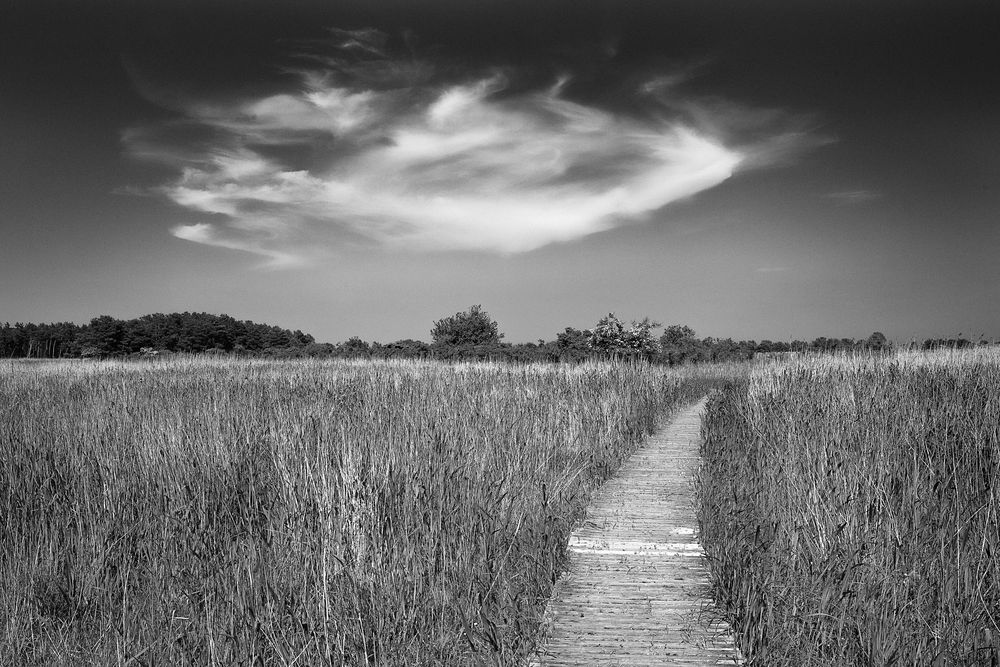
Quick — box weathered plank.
[530,399,743,666]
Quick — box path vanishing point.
[530,398,744,666]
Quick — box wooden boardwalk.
[530,399,743,666]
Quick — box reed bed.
[698,349,1000,665]
[0,357,726,665]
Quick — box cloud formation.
[125,29,799,266]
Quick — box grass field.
[8,351,993,665]
[0,357,729,665]
[698,349,1000,665]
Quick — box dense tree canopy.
[0,313,313,359]
[588,314,660,359]
[0,307,943,364]
[430,305,503,347]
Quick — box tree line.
[0,306,932,364]
[0,313,314,359]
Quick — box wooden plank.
[530,399,744,666]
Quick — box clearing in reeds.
[0,356,731,665]
[698,349,1000,665]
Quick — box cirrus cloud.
[124,29,808,267]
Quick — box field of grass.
[0,357,729,665]
[698,349,1000,665]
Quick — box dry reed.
[698,349,1000,665]
[0,356,726,665]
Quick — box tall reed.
[698,349,1000,665]
[0,357,722,664]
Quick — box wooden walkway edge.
[529,399,744,666]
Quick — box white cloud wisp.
[127,38,758,266]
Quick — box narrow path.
[530,399,742,666]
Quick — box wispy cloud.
[124,29,813,267]
[754,266,791,273]
[826,189,881,205]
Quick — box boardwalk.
[531,399,743,666]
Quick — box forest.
[0,305,971,364]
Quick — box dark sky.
[2,0,998,344]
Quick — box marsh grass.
[0,357,725,665]
[698,349,1000,665]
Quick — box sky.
[2,0,998,344]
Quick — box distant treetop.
[0,312,314,359]
[430,305,504,347]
